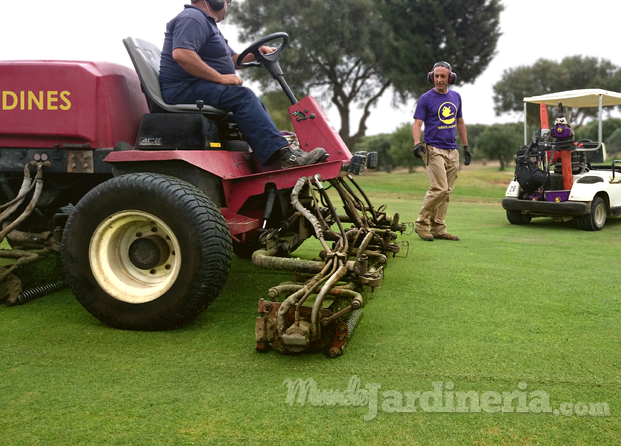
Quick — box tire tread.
[62,173,233,330]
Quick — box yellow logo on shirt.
[438,102,457,125]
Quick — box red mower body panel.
[103,93,353,236]
[0,60,147,149]
[104,145,346,238]
[289,96,352,162]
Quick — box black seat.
[123,37,227,118]
[575,139,606,164]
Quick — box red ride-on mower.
[0,33,406,355]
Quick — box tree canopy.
[355,133,395,173]
[389,123,425,173]
[354,124,425,173]
[574,117,621,152]
[493,56,621,128]
[381,0,503,98]
[476,123,523,171]
[462,123,489,162]
[231,0,502,148]
[260,91,296,132]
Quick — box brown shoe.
[432,233,460,241]
[279,146,328,169]
[415,226,434,241]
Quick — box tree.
[606,128,621,155]
[476,123,523,171]
[231,0,502,149]
[463,124,489,163]
[574,117,621,143]
[381,0,503,98]
[574,117,621,156]
[493,56,620,128]
[388,123,424,172]
[260,91,295,132]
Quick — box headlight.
[348,151,368,175]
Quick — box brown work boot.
[415,226,434,241]
[278,146,328,169]
[432,233,460,241]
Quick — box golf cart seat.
[123,36,227,118]
[576,139,606,164]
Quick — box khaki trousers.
[415,145,459,236]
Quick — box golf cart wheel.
[576,196,607,231]
[62,173,232,330]
[506,210,532,225]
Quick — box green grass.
[1,168,620,445]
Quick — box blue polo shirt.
[159,5,236,84]
[413,88,463,150]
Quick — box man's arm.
[412,119,424,145]
[456,117,468,146]
[172,48,243,86]
[411,119,426,158]
[231,46,277,69]
[456,117,472,165]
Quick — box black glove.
[463,145,471,166]
[413,143,426,159]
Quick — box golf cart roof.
[524,89,621,108]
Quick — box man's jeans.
[161,79,288,165]
[415,145,459,236]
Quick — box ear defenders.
[208,0,226,11]
[427,61,457,85]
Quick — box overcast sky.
[1,0,618,135]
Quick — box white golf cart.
[502,89,621,230]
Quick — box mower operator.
[159,0,327,169]
[412,61,471,242]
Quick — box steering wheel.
[236,32,289,75]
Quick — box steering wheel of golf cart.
[236,32,289,77]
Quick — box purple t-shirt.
[159,5,236,84]
[413,88,463,150]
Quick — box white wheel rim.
[594,203,606,226]
[89,211,182,304]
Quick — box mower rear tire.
[576,196,606,231]
[62,173,232,330]
[506,210,532,225]
[232,238,262,259]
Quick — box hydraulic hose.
[252,248,325,273]
[320,288,364,326]
[0,163,47,242]
[357,231,375,257]
[0,165,34,223]
[277,260,333,335]
[268,284,304,300]
[291,177,331,254]
[329,178,365,229]
[346,175,379,222]
[310,261,348,341]
[0,248,49,282]
[308,181,340,242]
[316,180,348,254]
[294,254,341,323]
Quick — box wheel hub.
[128,237,170,270]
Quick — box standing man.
[412,61,471,242]
[159,0,327,169]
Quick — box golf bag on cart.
[514,143,547,194]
